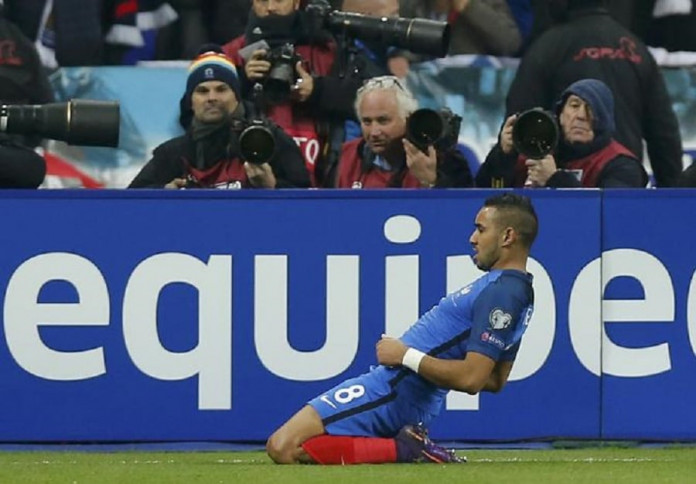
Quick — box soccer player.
[266,193,539,465]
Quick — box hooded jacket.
[476,78,648,188]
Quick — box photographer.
[222,0,334,187]
[476,78,647,188]
[222,0,396,187]
[0,5,51,188]
[505,0,681,187]
[334,75,472,189]
[128,46,309,189]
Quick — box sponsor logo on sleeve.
[481,331,506,349]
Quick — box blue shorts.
[308,366,443,438]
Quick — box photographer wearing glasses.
[128,46,309,189]
[334,76,473,189]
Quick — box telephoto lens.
[406,108,462,152]
[0,99,120,147]
[239,121,276,164]
[512,108,559,159]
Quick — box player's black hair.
[483,193,539,248]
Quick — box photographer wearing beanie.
[128,45,309,189]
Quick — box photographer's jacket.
[0,135,46,188]
[336,138,473,189]
[128,108,310,189]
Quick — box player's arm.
[415,350,512,394]
[376,339,512,394]
[482,359,514,393]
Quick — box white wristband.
[402,348,426,373]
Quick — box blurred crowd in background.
[2,0,695,71]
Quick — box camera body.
[406,107,462,153]
[183,117,276,189]
[264,43,302,104]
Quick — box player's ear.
[502,227,516,247]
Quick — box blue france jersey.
[401,269,534,363]
[310,269,534,437]
[371,269,534,408]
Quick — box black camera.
[264,43,302,104]
[0,99,120,147]
[183,118,276,188]
[239,120,276,165]
[511,108,559,159]
[406,108,462,152]
[306,0,451,57]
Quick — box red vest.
[223,36,336,186]
[514,140,637,187]
[186,158,249,189]
[336,139,423,189]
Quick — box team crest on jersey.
[489,308,512,329]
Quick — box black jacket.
[0,135,46,188]
[128,115,310,189]
[506,7,682,187]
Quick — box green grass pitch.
[1,447,695,484]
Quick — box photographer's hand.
[525,154,557,187]
[244,161,277,188]
[291,61,314,103]
[164,178,187,189]
[499,114,518,154]
[404,138,437,187]
[245,50,271,81]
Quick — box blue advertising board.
[0,189,694,443]
[601,191,696,440]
